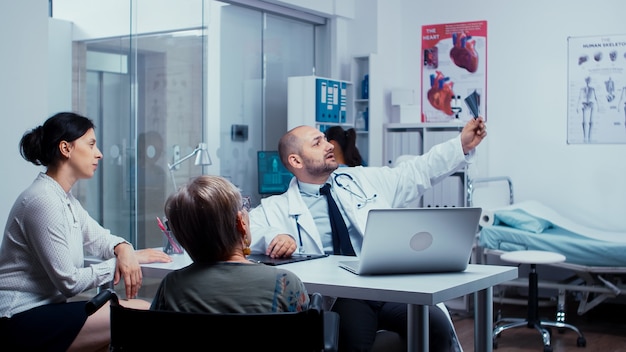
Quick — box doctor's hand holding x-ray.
[248,117,486,352]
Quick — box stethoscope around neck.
[333,173,377,209]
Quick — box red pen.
[157,216,182,254]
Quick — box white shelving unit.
[384,122,468,208]
[351,54,382,166]
[287,55,383,167]
[352,56,370,163]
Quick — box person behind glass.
[324,126,365,167]
[249,117,487,351]
[151,175,309,313]
[0,112,172,352]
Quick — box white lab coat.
[249,135,472,254]
[248,135,470,350]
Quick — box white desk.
[141,252,192,279]
[142,254,517,352]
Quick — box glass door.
[85,65,133,243]
[217,4,318,206]
[79,29,207,249]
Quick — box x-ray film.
[464,90,480,118]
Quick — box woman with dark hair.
[0,112,171,351]
[324,125,365,167]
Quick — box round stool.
[500,250,565,266]
[493,250,586,352]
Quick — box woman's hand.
[135,248,173,264]
[113,243,143,299]
[113,245,172,299]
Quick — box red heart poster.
[421,20,487,123]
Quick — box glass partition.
[74,1,207,249]
[68,0,323,249]
[217,5,317,206]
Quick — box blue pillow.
[494,209,552,233]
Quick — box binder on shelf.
[433,182,442,208]
[318,124,331,133]
[411,130,423,155]
[422,188,435,208]
[441,178,451,207]
[386,132,405,167]
[340,82,347,123]
[441,174,464,207]
[330,80,339,123]
[316,78,333,123]
[405,130,421,155]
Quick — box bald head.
[278,126,303,170]
[278,125,338,183]
[278,126,320,171]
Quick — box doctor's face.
[296,126,338,177]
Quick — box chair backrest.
[86,289,338,352]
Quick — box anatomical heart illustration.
[421,20,487,122]
[427,71,455,116]
[450,31,478,73]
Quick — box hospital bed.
[468,177,626,319]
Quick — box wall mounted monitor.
[257,151,293,195]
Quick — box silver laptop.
[338,207,482,275]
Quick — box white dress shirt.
[0,173,126,317]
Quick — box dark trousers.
[0,301,87,352]
[331,298,458,352]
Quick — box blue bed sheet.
[479,225,626,267]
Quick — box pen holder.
[162,231,184,255]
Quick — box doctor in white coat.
[249,118,486,352]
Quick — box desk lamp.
[168,142,212,189]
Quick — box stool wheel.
[577,336,587,347]
[543,346,553,352]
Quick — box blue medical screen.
[257,151,293,195]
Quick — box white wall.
[0,0,50,238]
[382,0,626,231]
[48,19,73,114]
